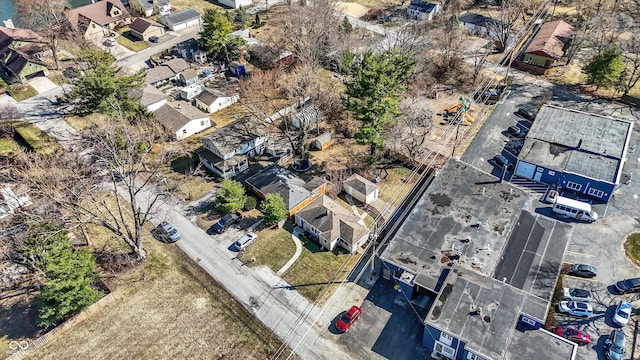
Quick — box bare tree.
[16,0,70,70]
[487,0,523,52]
[428,15,467,82]
[619,17,640,94]
[13,117,182,260]
[385,97,433,163]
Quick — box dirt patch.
[334,1,371,18]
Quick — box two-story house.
[0,26,49,83]
[197,116,269,179]
[63,0,131,41]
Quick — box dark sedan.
[568,263,597,278]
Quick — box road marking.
[563,275,598,282]
[565,251,596,258]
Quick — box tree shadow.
[0,290,41,341]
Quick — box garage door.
[515,161,536,179]
[173,23,187,31]
[186,19,200,28]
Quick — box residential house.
[0,26,49,83]
[0,185,32,220]
[193,50,207,64]
[154,102,212,140]
[194,89,239,114]
[179,68,199,86]
[245,165,327,216]
[129,17,164,41]
[343,174,379,204]
[218,0,253,9]
[145,65,177,86]
[164,58,190,73]
[458,12,501,38]
[131,0,171,16]
[523,20,574,68]
[63,0,131,41]
[159,8,201,31]
[406,0,441,21]
[132,85,167,112]
[231,29,261,49]
[198,116,269,178]
[294,195,369,253]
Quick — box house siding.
[84,21,110,41]
[175,118,211,141]
[523,52,554,68]
[218,0,252,9]
[131,26,164,41]
[195,95,239,114]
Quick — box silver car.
[234,232,257,251]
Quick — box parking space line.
[563,275,598,282]
[564,251,595,258]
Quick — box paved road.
[116,29,201,70]
[130,186,355,360]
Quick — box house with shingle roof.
[198,116,269,178]
[130,85,167,112]
[63,0,131,41]
[294,195,370,253]
[159,8,201,31]
[145,58,190,86]
[246,165,327,216]
[154,102,212,140]
[0,26,49,83]
[194,89,239,114]
[407,0,440,21]
[129,17,164,41]
[343,173,379,204]
[524,20,574,68]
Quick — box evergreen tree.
[342,16,353,33]
[216,179,247,213]
[199,8,247,62]
[341,50,415,165]
[261,193,287,226]
[584,48,625,91]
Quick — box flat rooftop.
[519,105,632,183]
[426,266,575,360]
[381,159,529,292]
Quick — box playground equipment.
[444,96,474,125]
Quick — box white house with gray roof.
[159,8,201,31]
[219,0,253,9]
[154,102,211,140]
[343,173,379,204]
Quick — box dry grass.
[377,166,416,207]
[23,195,288,360]
[170,0,222,14]
[64,113,107,132]
[309,138,369,173]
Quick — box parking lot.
[462,76,640,360]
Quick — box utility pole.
[368,223,378,283]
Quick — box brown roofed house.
[63,0,130,41]
[524,20,574,68]
[0,26,49,82]
[129,18,164,41]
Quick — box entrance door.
[534,167,543,182]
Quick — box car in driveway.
[557,301,592,318]
[554,326,591,345]
[211,213,240,234]
[563,287,592,302]
[568,263,597,278]
[155,221,181,242]
[604,329,626,360]
[149,36,159,43]
[614,277,640,294]
[234,232,257,251]
[517,108,536,121]
[507,125,525,138]
[612,300,632,327]
[492,154,509,167]
[336,305,362,332]
[104,37,117,46]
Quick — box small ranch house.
[154,103,212,141]
[458,12,501,38]
[129,17,164,41]
[407,0,441,21]
[194,89,240,114]
[523,20,574,68]
[159,8,201,31]
[132,85,167,112]
[343,174,379,204]
[179,68,199,86]
[294,195,369,254]
[246,165,327,216]
[198,116,269,178]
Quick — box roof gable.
[246,165,325,211]
[129,17,163,34]
[154,103,207,132]
[64,0,129,28]
[296,195,367,243]
[160,8,201,27]
[525,20,574,60]
[344,173,379,195]
[201,116,268,155]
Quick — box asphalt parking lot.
[461,76,640,360]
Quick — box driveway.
[28,76,57,94]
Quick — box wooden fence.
[621,94,640,108]
[5,292,121,360]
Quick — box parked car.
[156,221,181,243]
[493,154,509,167]
[554,326,591,345]
[568,263,597,278]
[612,300,632,327]
[508,125,525,138]
[557,301,593,318]
[563,287,592,302]
[604,329,626,360]
[614,277,640,294]
[234,232,257,251]
[517,108,536,121]
[149,36,159,43]
[104,37,117,46]
[211,213,240,234]
[336,305,362,332]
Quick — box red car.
[336,306,362,332]
[555,326,591,345]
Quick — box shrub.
[244,196,257,210]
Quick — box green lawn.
[625,232,640,265]
[8,84,38,101]
[242,226,297,272]
[12,122,62,155]
[0,138,18,155]
[116,29,149,52]
[281,235,358,303]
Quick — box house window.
[548,170,555,176]
[439,332,453,346]
[182,129,187,134]
[434,341,456,359]
[566,181,582,191]
[588,188,604,198]
[200,120,205,126]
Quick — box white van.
[552,196,598,222]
